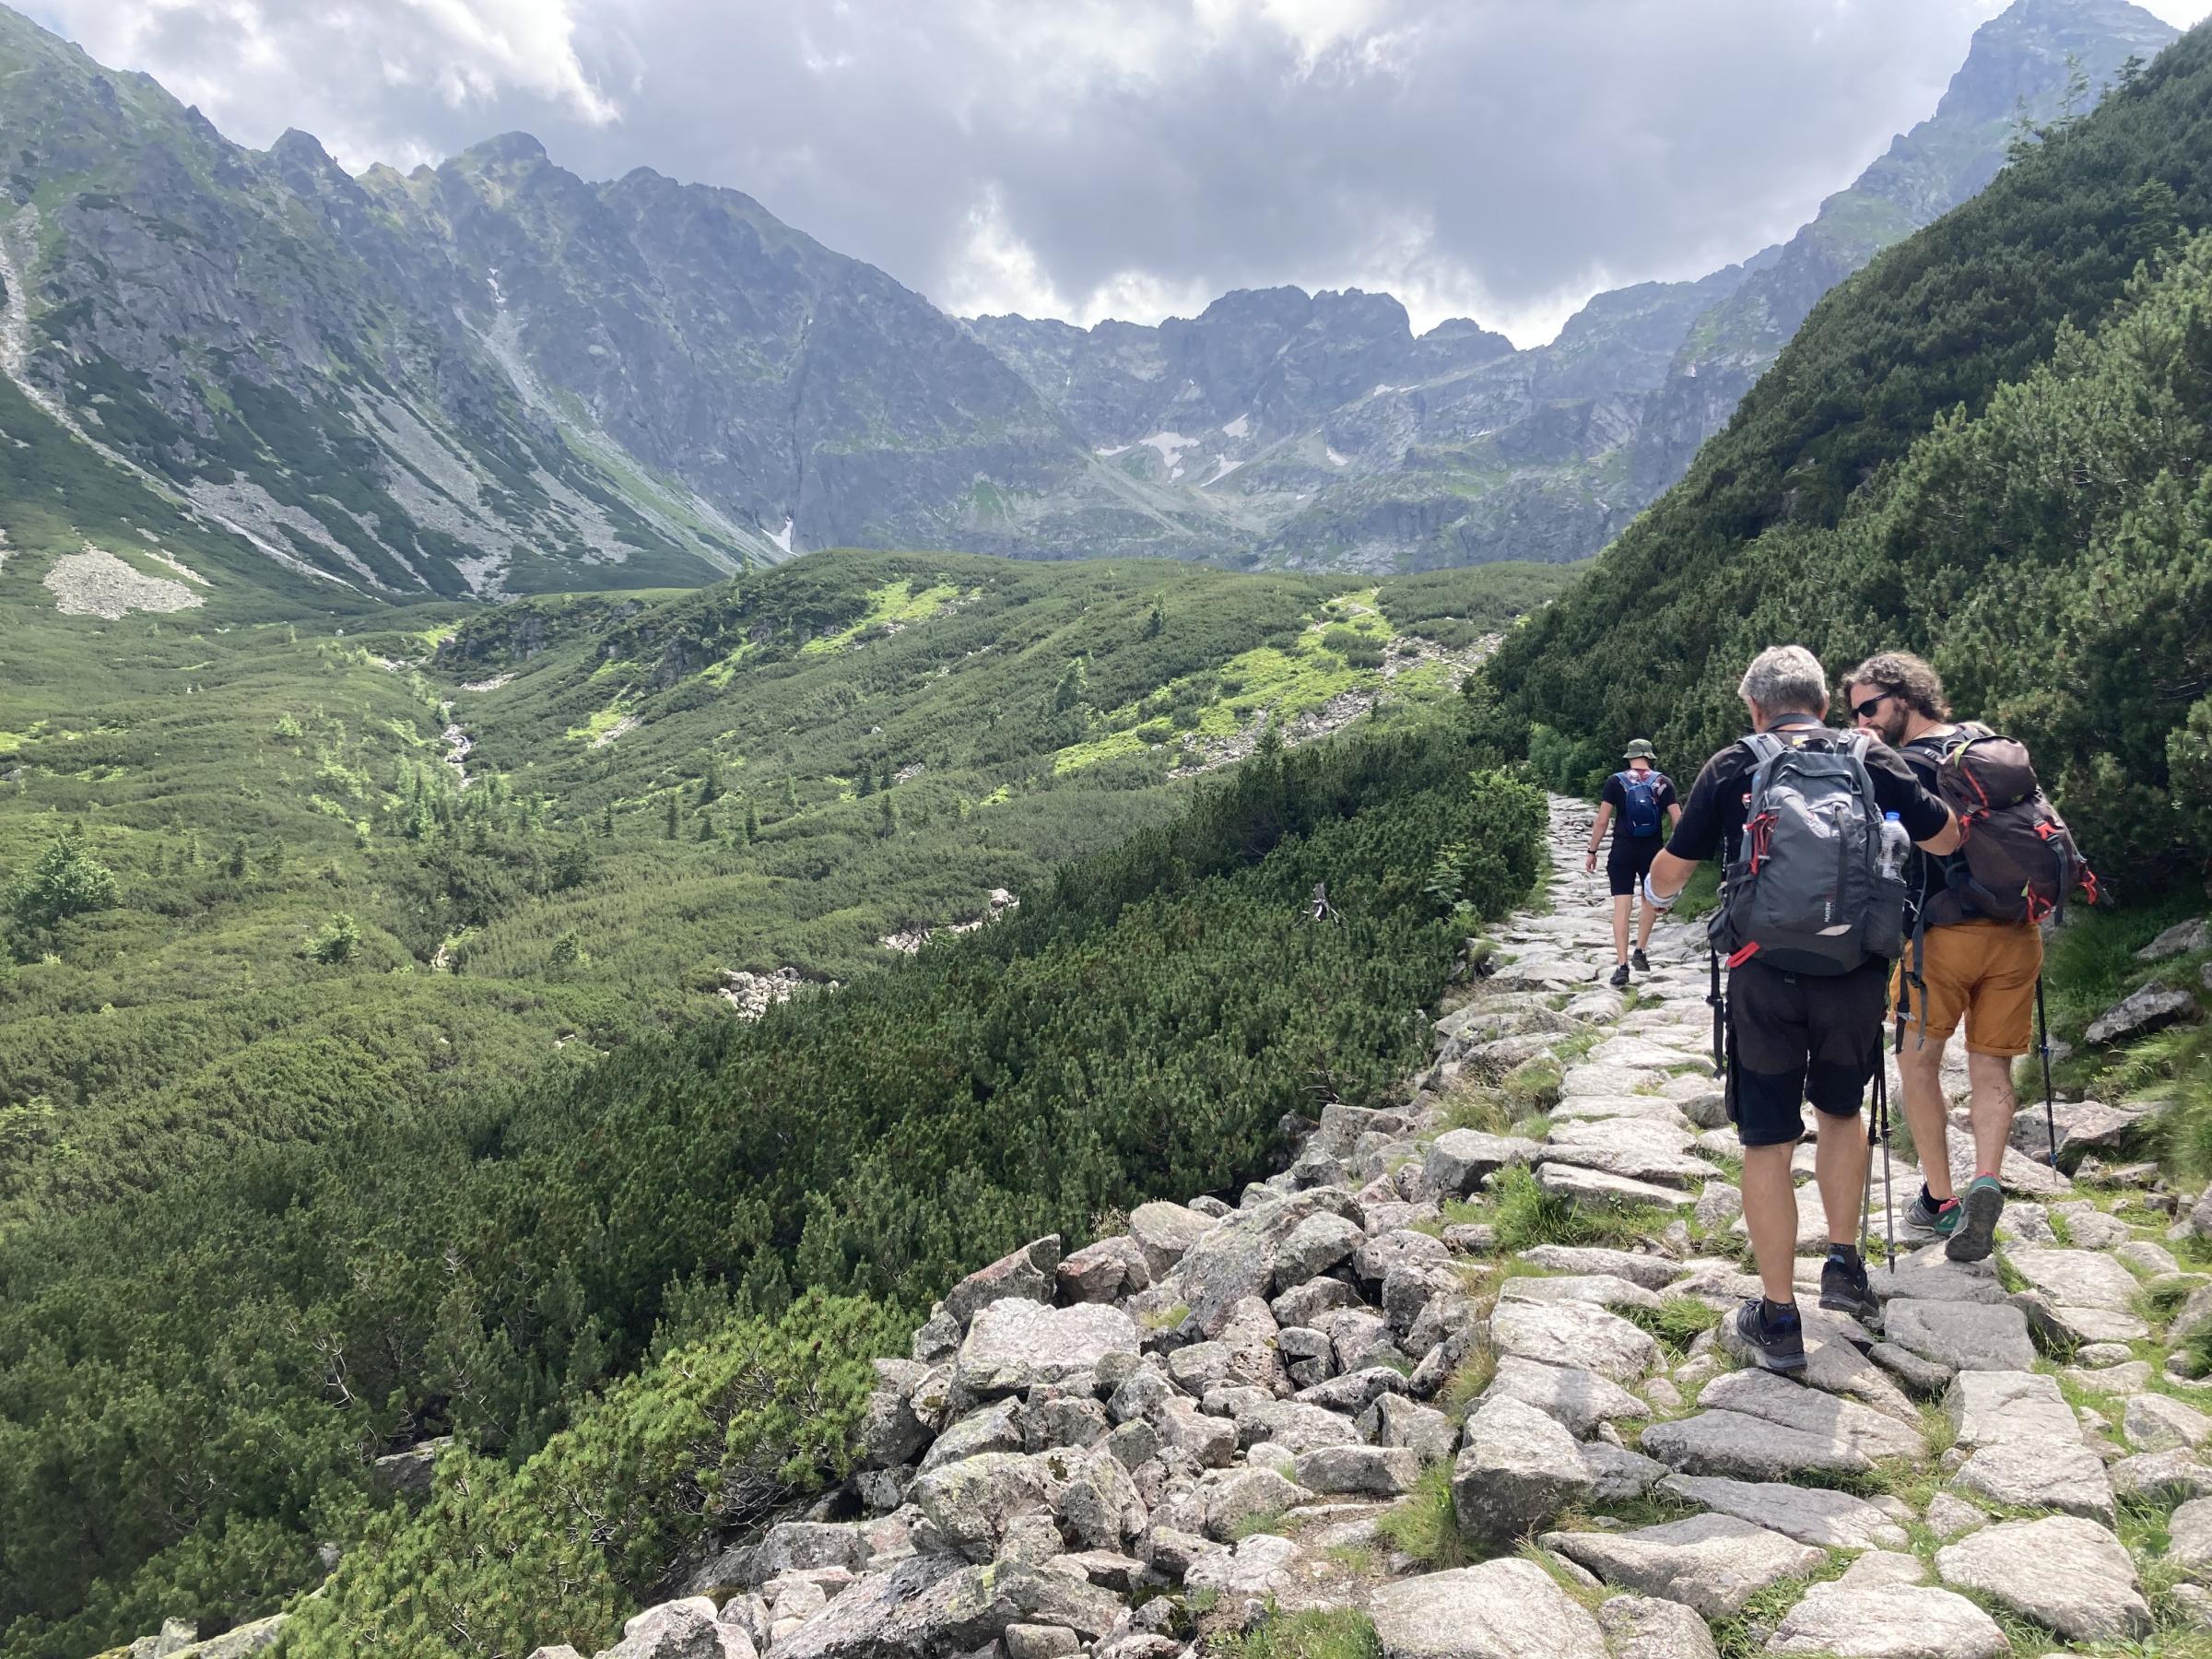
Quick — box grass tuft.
[1376,1463,1476,1569]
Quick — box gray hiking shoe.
[1630,947,1650,972]
[1609,962,1631,989]
[1947,1175,2005,1264]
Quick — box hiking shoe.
[1609,962,1631,989]
[1819,1254,1881,1324]
[1947,1175,2006,1264]
[1630,947,1650,973]
[1734,1297,1807,1374]
[1905,1188,1960,1239]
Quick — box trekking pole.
[2036,974,2058,1169]
[1877,1065,1895,1271]
[1707,948,1724,1079]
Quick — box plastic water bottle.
[1877,811,1912,883]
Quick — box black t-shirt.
[1601,768,1677,847]
[1664,716,1951,868]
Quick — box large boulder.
[955,1301,1139,1397]
[1936,1516,2150,1644]
[773,1555,1124,1659]
[1640,1370,1922,1481]
[1656,1475,1907,1550]
[1489,1297,1659,1384]
[908,1453,1044,1561]
[944,1238,1061,1329]
[1594,1596,1717,1659]
[860,1359,935,1470]
[1057,1237,1149,1304]
[1128,1203,1220,1277]
[1272,1212,1365,1288]
[1422,1131,1541,1198]
[1168,1192,1354,1335]
[1452,1395,1595,1547]
[601,1597,752,1659]
[1481,1356,1645,1439]
[1764,1581,2007,1659]
[1367,1559,1608,1659]
[1543,1514,1823,1618]
[2085,983,2199,1047]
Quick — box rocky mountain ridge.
[971,0,2179,572]
[191,796,2209,1659]
[0,0,2179,606]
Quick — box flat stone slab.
[1883,1300,2034,1373]
[1550,1095,1694,1126]
[1482,1355,1648,1438]
[1515,1245,1682,1289]
[1534,1163,1694,1212]
[1949,1437,2117,1526]
[1586,1036,1707,1071]
[1497,1273,1662,1314]
[1489,1297,1660,1385]
[1542,1513,1823,1618]
[1657,1474,1909,1550]
[1764,1582,2008,1659]
[1542,1119,1722,1187]
[1936,1515,2151,1644]
[1367,1558,1608,1659]
[1559,1064,1667,1099]
[955,1301,1139,1395]
[1594,1595,1720,1659]
[1640,1370,1923,1481]
[2124,1391,2212,1452]
[2026,1300,2150,1345]
[1871,1242,2006,1306]
[2005,1246,2141,1312]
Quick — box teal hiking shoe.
[1905,1186,1959,1239]
[1947,1175,2006,1264]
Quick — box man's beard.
[1872,706,1909,746]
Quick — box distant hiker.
[1584,739,1682,988]
[1641,645,1959,1373]
[1842,652,2095,1264]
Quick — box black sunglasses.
[1850,692,1891,721]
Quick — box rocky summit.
[500,797,2212,1659]
[0,0,2177,604]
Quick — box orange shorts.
[1892,918,2043,1056]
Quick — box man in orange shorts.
[1842,652,2039,1262]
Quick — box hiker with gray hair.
[1640,645,1959,1373]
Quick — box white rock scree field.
[406,798,2208,1659]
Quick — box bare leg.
[1814,1109,1871,1247]
[1635,898,1660,953]
[1741,1143,1801,1302]
[1967,1051,2018,1175]
[1896,1035,1953,1202]
[1611,895,1630,964]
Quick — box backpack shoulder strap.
[1738,733,1787,767]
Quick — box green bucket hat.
[1622,739,1657,760]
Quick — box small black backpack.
[1918,723,2099,925]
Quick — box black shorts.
[1724,958,1888,1147]
[1606,835,1664,897]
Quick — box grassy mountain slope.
[0,550,1566,1230]
[0,673,1547,1658]
[1483,18,2212,896]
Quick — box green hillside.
[1484,25,2212,898]
[0,541,1560,1656]
[0,550,1564,1228]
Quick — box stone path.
[545,796,2212,1659]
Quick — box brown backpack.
[1922,723,2099,924]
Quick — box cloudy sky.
[32,0,2212,345]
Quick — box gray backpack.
[1707,729,1907,975]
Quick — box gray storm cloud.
[35,0,2212,343]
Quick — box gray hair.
[1737,645,1830,717]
